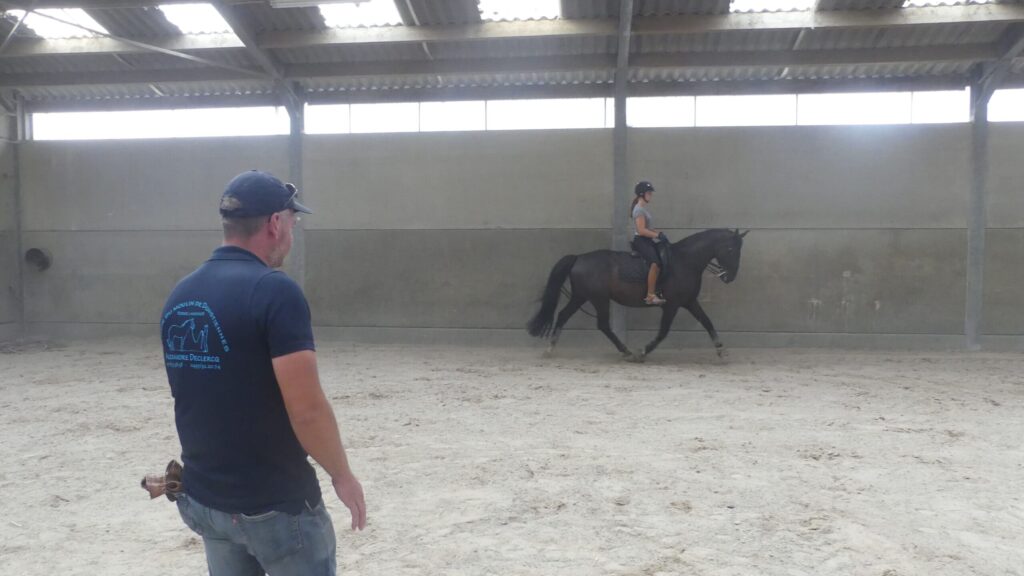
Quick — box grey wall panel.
[0,170,13,232]
[0,124,18,327]
[15,122,1021,343]
[989,124,1024,229]
[0,231,18,325]
[303,131,613,230]
[982,228,1024,336]
[305,229,610,329]
[628,125,970,230]
[627,228,967,335]
[20,138,289,232]
[22,230,221,324]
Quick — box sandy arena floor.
[1,337,1022,576]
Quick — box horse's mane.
[672,228,733,249]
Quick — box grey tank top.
[632,203,653,237]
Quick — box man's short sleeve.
[252,271,316,358]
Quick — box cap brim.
[291,200,313,214]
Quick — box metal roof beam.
[2,5,1021,58]
[634,43,999,68]
[259,18,616,49]
[287,45,995,79]
[304,75,974,103]
[977,23,1024,96]
[0,43,1000,89]
[2,0,256,7]
[634,4,1024,35]
[24,92,280,112]
[19,73,994,112]
[0,67,262,87]
[0,3,267,78]
[0,33,244,57]
[287,55,615,78]
[211,0,302,110]
[259,4,1024,49]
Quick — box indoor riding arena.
[1,1,1023,575]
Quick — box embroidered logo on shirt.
[162,301,230,370]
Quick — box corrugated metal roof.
[429,36,616,59]
[17,78,276,102]
[816,0,905,10]
[116,49,258,70]
[0,53,121,74]
[635,65,785,81]
[273,43,427,64]
[635,30,800,52]
[795,21,1010,49]
[561,0,731,18]
[303,68,615,92]
[82,6,179,38]
[632,59,973,82]
[781,60,975,79]
[2,0,1019,108]
[0,50,258,77]
[635,0,733,15]
[242,4,327,32]
[398,0,483,25]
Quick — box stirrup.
[644,294,666,306]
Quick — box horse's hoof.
[542,347,555,358]
[716,347,728,359]
[626,352,647,363]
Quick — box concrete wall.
[626,125,973,338]
[0,114,19,340]
[983,125,1024,337]
[19,137,288,335]
[302,130,612,332]
[15,123,1024,347]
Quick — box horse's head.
[712,229,748,283]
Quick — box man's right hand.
[333,473,367,531]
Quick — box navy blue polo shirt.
[161,245,320,515]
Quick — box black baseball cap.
[219,170,312,218]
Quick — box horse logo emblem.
[166,317,210,353]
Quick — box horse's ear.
[739,230,749,238]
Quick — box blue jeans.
[176,494,336,576]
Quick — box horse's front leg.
[631,305,679,362]
[684,301,725,357]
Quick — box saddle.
[141,460,184,502]
[618,241,671,286]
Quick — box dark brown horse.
[527,228,747,361]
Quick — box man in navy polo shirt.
[161,170,366,575]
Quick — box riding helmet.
[634,181,655,196]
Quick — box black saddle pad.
[619,250,671,286]
[619,253,652,284]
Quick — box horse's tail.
[527,254,577,338]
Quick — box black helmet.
[634,181,654,196]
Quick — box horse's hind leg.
[546,295,586,356]
[684,301,725,357]
[593,299,631,357]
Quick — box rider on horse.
[631,181,667,306]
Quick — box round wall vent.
[25,248,52,271]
